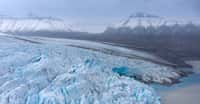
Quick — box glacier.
[0,34,187,104]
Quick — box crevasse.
[0,35,164,104]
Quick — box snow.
[114,13,200,29]
[0,34,189,104]
[116,17,188,28]
[0,17,71,33]
[0,15,199,34]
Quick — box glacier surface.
[0,34,185,104]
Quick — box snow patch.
[0,17,71,33]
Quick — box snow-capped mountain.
[0,17,72,33]
[115,12,200,28]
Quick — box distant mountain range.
[114,12,200,28]
[0,16,72,33]
[0,13,199,34]
[104,12,200,36]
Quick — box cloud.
[0,0,199,18]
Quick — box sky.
[0,0,199,18]
[0,0,199,32]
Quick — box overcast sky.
[0,0,199,18]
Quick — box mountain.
[0,17,72,33]
[114,12,200,28]
[101,13,200,68]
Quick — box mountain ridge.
[115,12,200,28]
[0,16,72,33]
